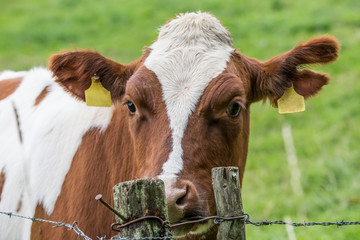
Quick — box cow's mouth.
[170,217,216,238]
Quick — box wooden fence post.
[112,178,171,239]
[212,167,246,240]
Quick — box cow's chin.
[171,220,216,239]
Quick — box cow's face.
[49,12,338,239]
[122,63,250,237]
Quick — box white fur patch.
[0,68,113,239]
[0,70,27,81]
[145,12,233,179]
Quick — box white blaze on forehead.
[144,12,234,179]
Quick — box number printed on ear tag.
[277,84,305,114]
[85,75,112,107]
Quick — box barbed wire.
[184,213,360,227]
[109,237,175,240]
[0,211,92,240]
[1,210,360,240]
[0,211,175,240]
[246,219,360,227]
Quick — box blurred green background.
[1,0,359,239]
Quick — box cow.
[0,12,338,239]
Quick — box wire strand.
[1,211,359,240]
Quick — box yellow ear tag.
[277,84,305,114]
[84,75,112,107]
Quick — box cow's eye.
[127,101,136,113]
[227,102,242,118]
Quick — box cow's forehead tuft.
[156,11,233,50]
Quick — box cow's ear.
[249,36,339,103]
[48,50,138,101]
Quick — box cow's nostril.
[175,185,188,206]
[166,180,199,221]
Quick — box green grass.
[1,0,360,239]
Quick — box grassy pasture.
[1,0,359,239]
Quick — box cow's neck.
[32,104,137,239]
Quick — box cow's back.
[0,68,113,239]
[0,69,39,239]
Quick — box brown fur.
[34,87,50,106]
[31,67,174,239]
[12,36,337,239]
[31,124,134,238]
[0,77,23,100]
[0,169,5,202]
[175,63,250,239]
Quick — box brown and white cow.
[0,12,338,239]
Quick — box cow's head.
[49,12,338,238]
